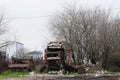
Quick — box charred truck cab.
[44,42,65,71]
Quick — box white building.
[5,41,24,59]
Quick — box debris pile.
[80,64,105,74]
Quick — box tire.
[40,65,48,73]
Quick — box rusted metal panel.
[65,50,73,65]
[47,42,63,49]
[46,51,61,54]
[9,64,29,68]
[47,57,60,60]
[44,49,47,64]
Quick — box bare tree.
[0,13,7,35]
[15,48,30,58]
[49,5,120,70]
[0,12,8,73]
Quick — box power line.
[4,15,52,20]
[3,8,120,20]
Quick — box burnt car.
[9,57,34,72]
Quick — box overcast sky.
[0,0,120,51]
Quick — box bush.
[34,66,40,73]
[108,53,120,72]
[108,66,120,72]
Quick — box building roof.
[7,41,24,45]
[0,41,24,48]
[28,51,42,55]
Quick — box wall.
[6,41,24,59]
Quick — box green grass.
[0,70,28,79]
[48,71,58,74]
[65,72,79,77]
[34,66,40,73]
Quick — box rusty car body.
[9,57,34,71]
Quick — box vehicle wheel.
[40,65,48,73]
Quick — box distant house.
[27,51,43,60]
[6,41,24,59]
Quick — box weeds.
[0,70,28,79]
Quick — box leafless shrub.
[0,12,8,73]
[49,5,120,70]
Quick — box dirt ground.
[3,74,120,80]
[3,65,120,80]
